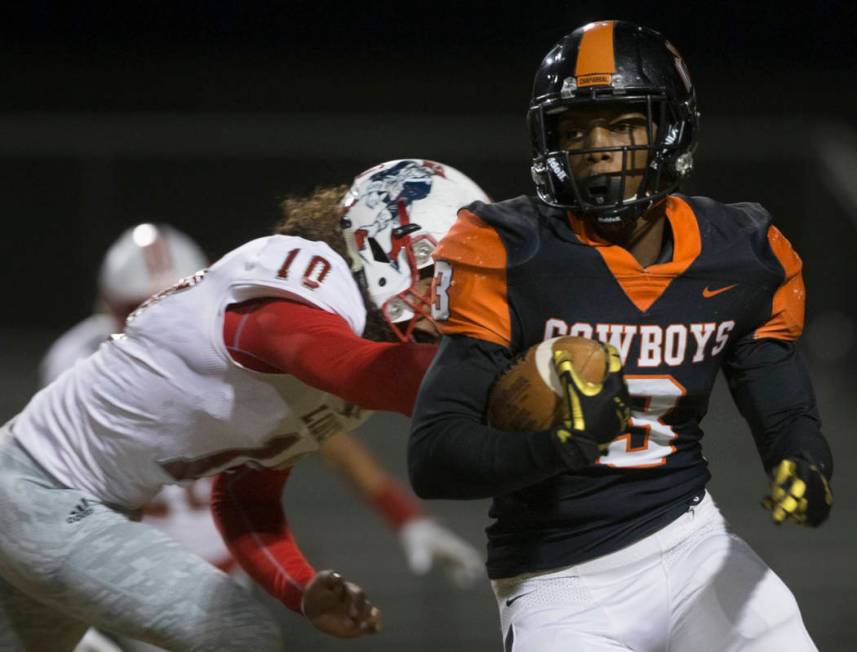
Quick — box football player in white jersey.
[42,222,482,594]
[0,159,488,651]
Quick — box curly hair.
[274,185,398,342]
[274,184,351,262]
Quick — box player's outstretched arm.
[723,336,833,527]
[302,570,382,638]
[320,433,483,588]
[409,335,600,500]
[225,298,437,416]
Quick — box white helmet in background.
[341,159,489,341]
[98,223,208,318]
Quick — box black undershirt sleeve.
[408,335,568,500]
[722,337,833,479]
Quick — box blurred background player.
[410,22,832,651]
[34,164,483,651]
[41,221,481,589]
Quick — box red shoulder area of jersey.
[432,209,512,347]
[754,225,805,341]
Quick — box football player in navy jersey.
[409,20,832,651]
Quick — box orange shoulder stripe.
[434,210,507,269]
[754,226,805,341]
[433,210,511,347]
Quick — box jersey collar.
[567,195,702,312]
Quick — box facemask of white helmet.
[340,159,489,342]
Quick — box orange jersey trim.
[568,196,702,313]
[754,226,805,341]
[575,21,617,83]
[433,210,511,347]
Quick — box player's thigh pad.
[0,570,91,652]
[496,575,630,652]
[667,502,817,651]
[0,428,284,652]
[492,557,677,652]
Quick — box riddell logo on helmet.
[576,73,612,87]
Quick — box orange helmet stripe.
[575,20,617,81]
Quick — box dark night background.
[1,2,855,650]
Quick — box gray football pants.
[0,424,285,652]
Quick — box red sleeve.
[211,466,314,614]
[223,298,437,416]
[369,477,424,530]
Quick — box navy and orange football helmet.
[528,20,699,224]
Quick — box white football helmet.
[341,159,489,341]
[98,223,208,318]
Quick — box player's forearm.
[226,299,436,416]
[320,432,390,496]
[321,432,425,527]
[408,335,567,499]
[409,417,567,499]
[725,337,833,477]
[210,466,315,613]
[280,329,435,415]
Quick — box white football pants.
[492,493,817,652]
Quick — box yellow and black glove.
[551,343,631,469]
[762,456,833,527]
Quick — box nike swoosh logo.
[702,283,738,298]
[505,591,534,607]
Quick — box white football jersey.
[39,311,233,566]
[39,313,117,386]
[13,235,372,508]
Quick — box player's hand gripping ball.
[762,457,833,527]
[487,336,631,465]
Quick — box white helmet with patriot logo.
[99,223,208,319]
[340,159,489,341]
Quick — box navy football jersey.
[429,194,806,577]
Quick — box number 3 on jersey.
[432,260,453,320]
[599,375,685,469]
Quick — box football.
[486,336,608,431]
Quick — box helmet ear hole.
[367,238,389,263]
